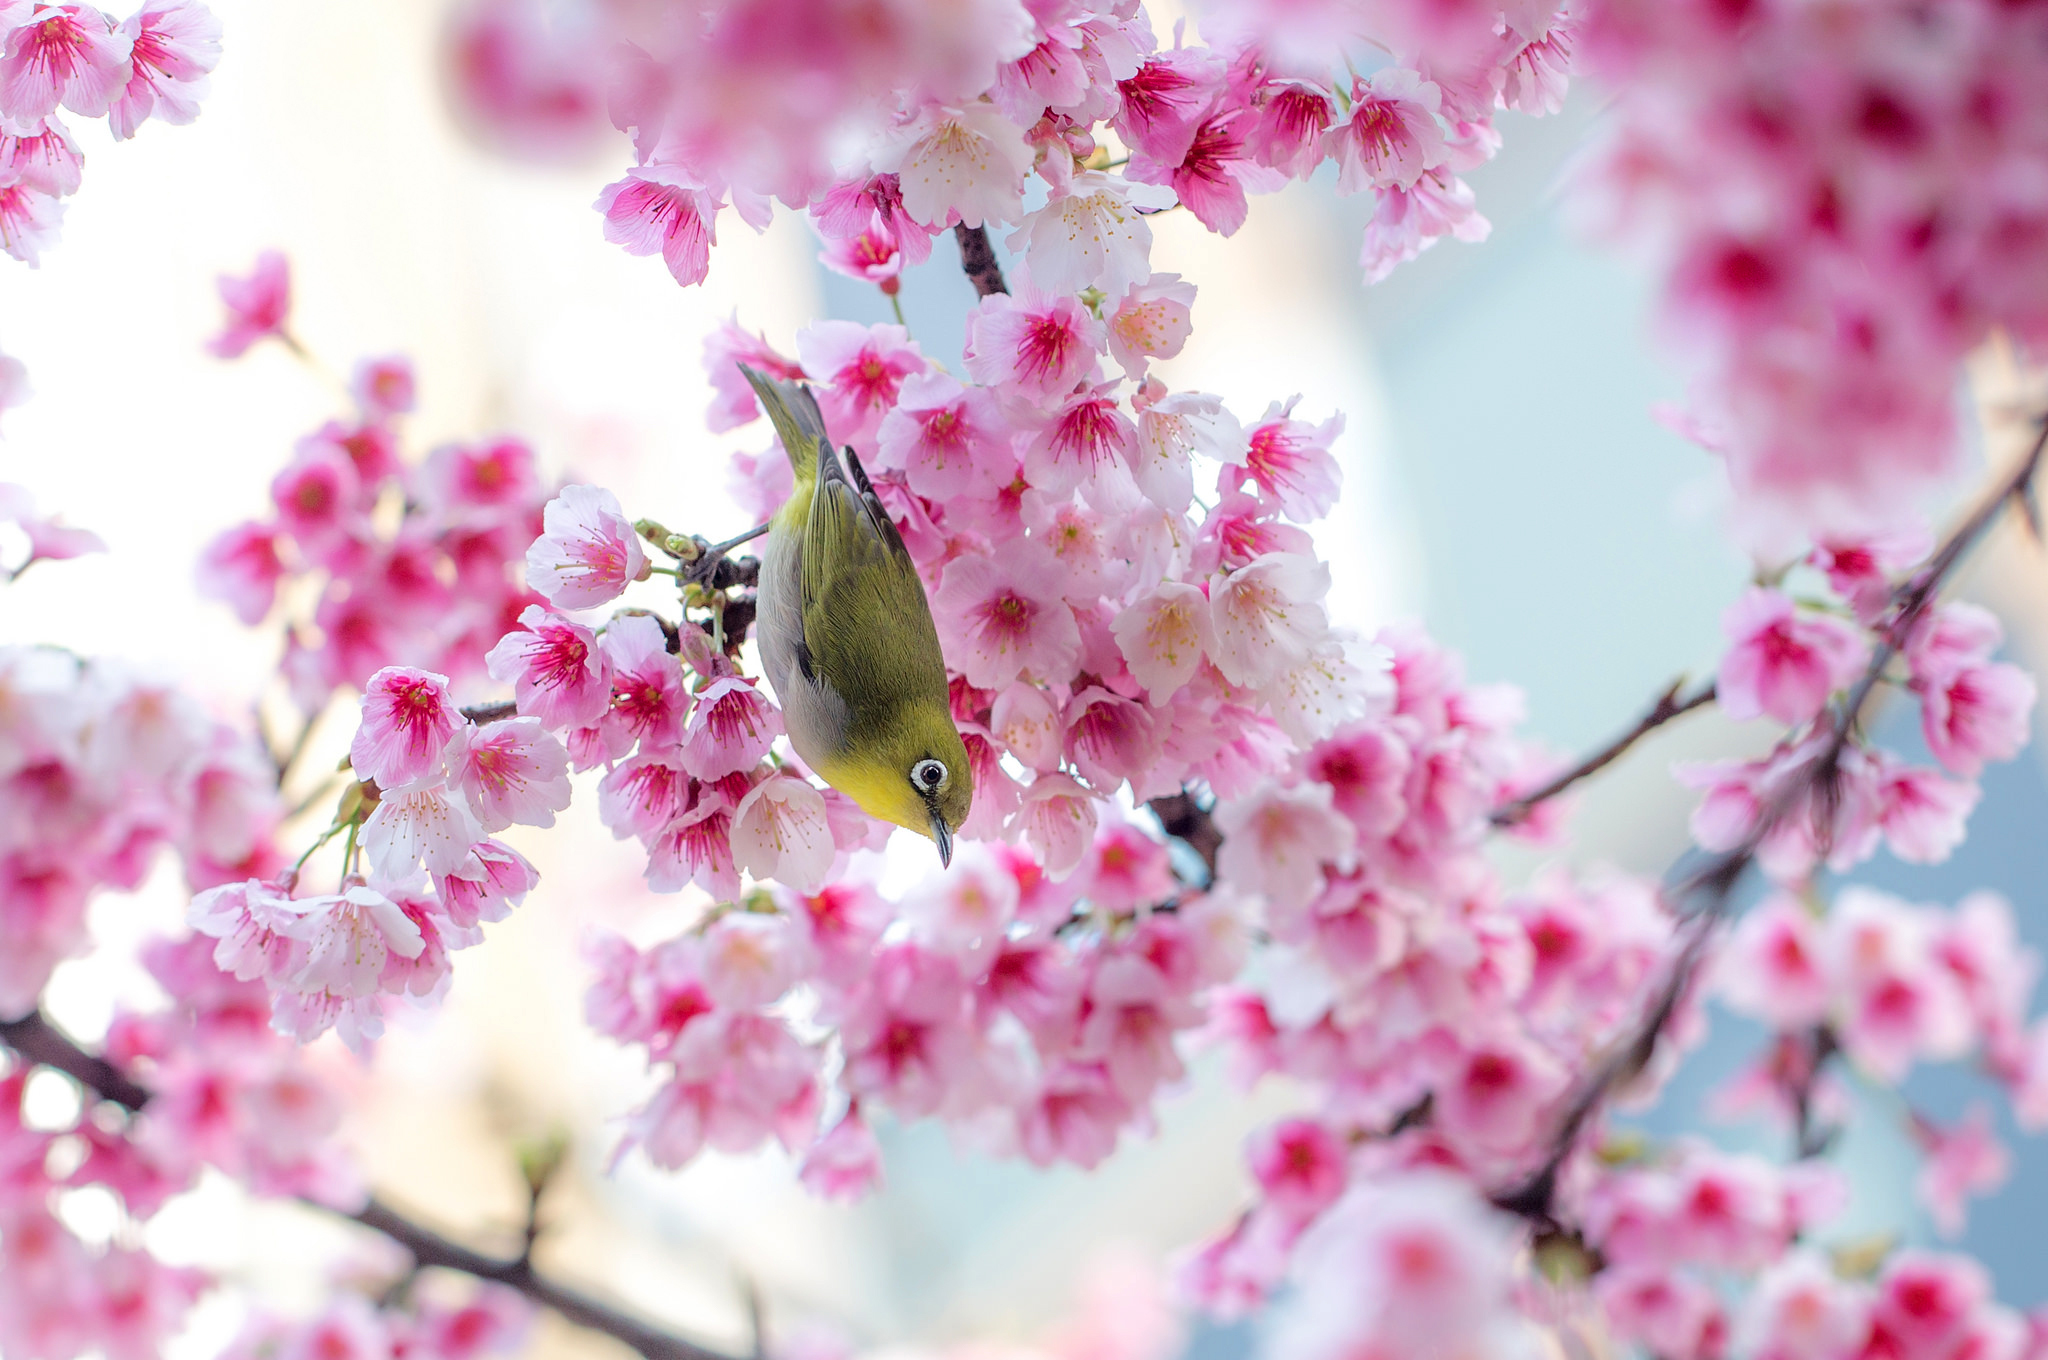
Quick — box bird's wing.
[798,444,951,719]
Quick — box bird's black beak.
[929,811,953,868]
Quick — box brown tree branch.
[0,1010,150,1111]
[953,225,1009,298]
[1490,416,2048,1225]
[1148,791,1221,878]
[0,1010,743,1360]
[1490,679,1718,828]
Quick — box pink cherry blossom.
[1214,781,1353,915]
[595,750,690,842]
[525,484,647,610]
[1007,171,1177,298]
[360,783,486,878]
[1735,1250,1871,1360]
[443,0,609,162]
[819,226,904,292]
[1247,1118,1347,1221]
[1113,582,1215,701]
[646,799,741,900]
[602,613,689,750]
[799,1107,884,1201]
[681,677,781,780]
[1014,772,1098,880]
[1716,587,1870,726]
[596,166,721,287]
[797,320,925,446]
[196,522,285,626]
[1244,78,1336,179]
[1869,754,1977,865]
[1023,382,1140,505]
[1919,660,2035,781]
[1129,388,1243,512]
[934,543,1082,689]
[485,605,612,731]
[107,0,219,140]
[281,884,426,1001]
[1107,273,1195,379]
[1,117,81,195]
[1717,894,1832,1030]
[188,878,303,982]
[208,251,291,359]
[1127,113,1272,238]
[964,291,1104,403]
[836,942,976,1118]
[813,174,932,265]
[0,180,61,265]
[1358,173,1488,284]
[1238,398,1342,521]
[444,718,571,832]
[1269,1175,1527,1360]
[1111,48,1223,165]
[871,100,1035,230]
[1325,69,1447,195]
[697,912,804,1010]
[1208,553,1331,689]
[1916,1105,2010,1240]
[874,369,1011,499]
[0,4,133,125]
[730,776,834,892]
[349,667,459,790]
[438,838,538,927]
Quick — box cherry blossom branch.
[1489,678,1718,828]
[0,1009,744,1360]
[953,225,1009,298]
[0,1010,150,1111]
[347,1197,739,1360]
[460,700,519,723]
[1491,415,2048,1226]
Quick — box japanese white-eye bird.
[739,363,972,866]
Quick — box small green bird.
[739,364,973,866]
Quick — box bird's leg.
[683,522,771,587]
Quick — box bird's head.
[828,702,974,867]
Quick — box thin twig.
[0,1012,743,1360]
[1489,415,2048,1225]
[460,700,518,724]
[953,225,1009,298]
[1491,679,1718,828]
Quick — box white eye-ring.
[911,758,948,795]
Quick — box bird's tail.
[739,363,829,482]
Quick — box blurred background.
[3,2,2046,1358]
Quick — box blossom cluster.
[0,0,220,265]
[427,281,1399,1174]
[1180,642,1678,1316]
[1717,886,2048,1236]
[448,0,1571,291]
[1683,550,2034,885]
[188,663,558,1051]
[198,272,557,711]
[0,643,282,1016]
[1582,0,2048,542]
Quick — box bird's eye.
[911,758,948,794]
